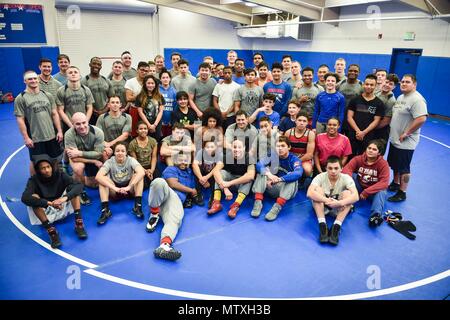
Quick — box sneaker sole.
[154,249,181,261]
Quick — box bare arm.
[188,93,203,117]
[137,107,152,129]
[16,116,33,147]
[307,184,329,203]
[86,104,93,122]
[347,110,360,132]
[362,116,381,135]
[95,167,117,190]
[166,177,195,195]
[127,165,145,188]
[57,105,72,128]
[314,150,323,173]
[301,130,315,162]
[153,104,164,127]
[125,89,136,103]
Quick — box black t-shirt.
[347,95,385,132]
[171,108,198,126]
[222,150,253,176]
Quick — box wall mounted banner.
[0,4,46,44]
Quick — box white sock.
[318,218,326,224]
[334,220,342,226]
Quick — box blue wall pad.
[164,48,448,117]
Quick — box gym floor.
[0,102,449,300]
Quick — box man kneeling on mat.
[251,136,303,221]
[146,152,197,261]
[21,156,86,248]
[95,143,145,225]
[307,156,359,245]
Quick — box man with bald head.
[64,112,105,204]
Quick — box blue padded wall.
[164,48,448,117]
[0,46,60,97]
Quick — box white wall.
[252,2,450,57]
[55,8,155,76]
[157,6,253,51]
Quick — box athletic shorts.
[387,144,414,174]
[29,139,63,162]
[84,163,99,177]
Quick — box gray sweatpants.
[215,170,253,195]
[252,173,298,200]
[148,178,184,243]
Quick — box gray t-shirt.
[64,125,105,159]
[39,77,62,99]
[293,84,324,117]
[56,85,95,119]
[102,156,141,185]
[188,78,217,112]
[389,91,428,150]
[225,123,258,149]
[375,91,396,117]
[95,112,132,143]
[233,84,264,116]
[81,75,114,111]
[110,78,127,106]
[311,172,356,198]
[108,68,137,81]
[171,74,197,93]
[282,71,293,82]
[53,72,68,86]
[14,90,57,143]
[337,80,364,107]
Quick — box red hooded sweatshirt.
[342,153,390,198]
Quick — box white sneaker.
[146,214,159,233]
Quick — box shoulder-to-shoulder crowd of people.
[15,50,428,261]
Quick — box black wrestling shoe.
[132,205,144,219]
[369,213,384,228]
[192,192,204,206]
[75,219,88,239]
[183,196,193,208]
[80,192,91,205]
[388,181,400,192]
[48,227,62,249]
[388,191,406,202]
[328,224,341,246]
[97,208,112,225]
[319,222,329,243]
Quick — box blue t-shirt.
[256,153,303,183]
[263,81,293,116]
[312,91,346,131]
[232,75,246,85]
[159,85,177,125]
[255,111,280,129]
[162,166,196,203]
[278,117,296,133]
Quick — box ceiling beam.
[247,0,321,20]
[397,0,432,14]
[321,6,339,26]
[142,0,255,24]
[426,0,450,14]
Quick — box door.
[389,48,422,97]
